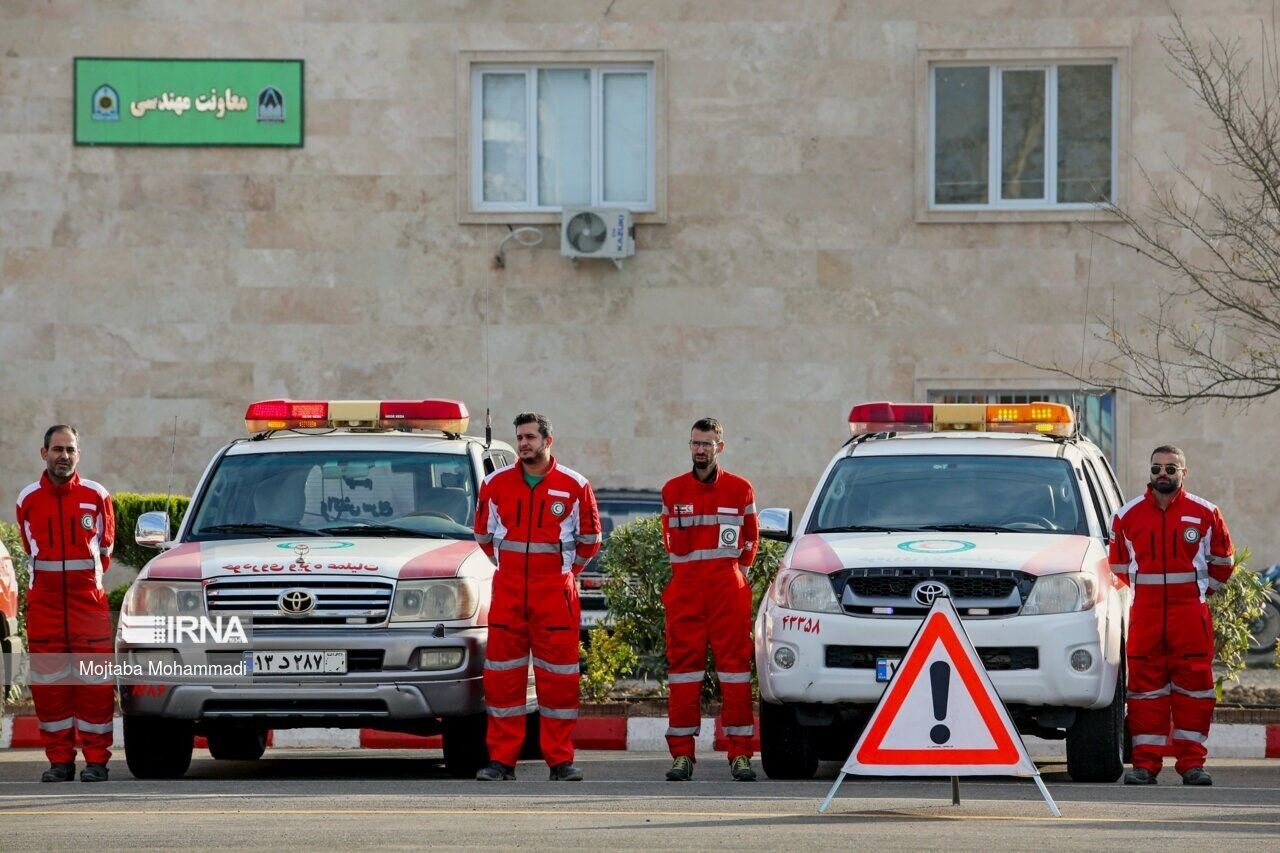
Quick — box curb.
[3,714,1278,758]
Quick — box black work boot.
[41,763,75,783]
[665,756,694,781]
[1123,767,1158,785]
[548,762,583,781]
[1181,767,1213,786]
[79,763,109,782]
[475,761,516,781]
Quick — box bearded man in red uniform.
[661,417,759,782]
[15,425,116,783]
[473,412,601,782]
[1110,445,1235,786]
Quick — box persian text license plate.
[249,650,347,675]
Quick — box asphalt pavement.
[0,749,1275,850]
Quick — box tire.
[1065,664,1125,783]
[443,713,489,778]
[206,725,268,761]
[519,711,543,761]
[1247,594,1280,655]
[760,701,819,780]
[124,715,194,780]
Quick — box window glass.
[537,68,592,207]
[934,66,989,204]
[603,72,649,203]
[1058,64,1113,202]
[1001,69,1045,199]
[481,73,527,203]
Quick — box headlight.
[391,579,478,622]
[1022,572,1096,615]
[771,568,841,614]
[121,581,204,617]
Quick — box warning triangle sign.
[840,595,1037,777]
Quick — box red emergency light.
[245,400,330,431]
[848,401,1074,438]
[848,402,934,435]
[244,399,470,434]
[379,400,470,433]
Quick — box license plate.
[875,657,899,683]
[249,650,347,675]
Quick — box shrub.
[0,520,30,640]
[579,624,638,703]
[597,516,785,687]
[1210,548,1270,696]
[111,492,190,570]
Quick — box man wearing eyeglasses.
[1109,445,1235,786]
[660,418,759,782]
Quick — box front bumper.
[756,603,1118,710]
[118,626,486,724]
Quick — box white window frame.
[469,63,656,215]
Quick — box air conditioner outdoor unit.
[560,208,635,268]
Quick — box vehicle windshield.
[188,451,476,541]
[809,454,1087,535]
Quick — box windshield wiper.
[199,522,316,537]
[320,523,449,538]
[813,525,915,533]
[914,523,1019,533]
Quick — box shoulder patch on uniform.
[1180,515,1202,524]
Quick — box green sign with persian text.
[74,58,303,146]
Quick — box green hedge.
[110,492,190,571]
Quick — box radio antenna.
[163,415,178,536]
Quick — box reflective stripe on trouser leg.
[664,576,710,761]
[74,680,117,766]
[483,620,533,767]
[32,684,77,765]
[709,570,756,759]
[528,573,581,768]
[1170,664,1215,775]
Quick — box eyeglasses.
[1150,464,1183,475]
[689,440,717,450]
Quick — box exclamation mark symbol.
[929,661,951,745]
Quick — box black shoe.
[665,756,694,781]
[79,763,109,783]
[1181,767,1213,786]
[1123,767,1158,785]
[730,755,757,782]
[548,762,583,781]
[475,761,516,781]
[40,763,75,783]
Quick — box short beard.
[1152,479,1177,494]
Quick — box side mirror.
[135,511,171,549]
[758,507,793,542]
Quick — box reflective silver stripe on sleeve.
[538,705,579,720]
[1172,728,1208,744]
[716,671,752,684]
[678,514,744,527]
[668,671,704,684]
[475,533,493,544]
[574,533,602,545]
[573,555,591,566]
[1171,684,1216,700]
[497,540,561,554]
[75,718,115,734]
[1134,572,1198,585]
[1109,563,1130,575]
[1127,684,1173,700]
[1207,555,1234,566]
[742,503,757,515]
[532,657,579,676]
[38,717,75,732]
[483,655,531,672]
[1132,734,1168,746]
[1205,577,1224,590]
[723,725,755,737]
[32,559,96,572]
[669,548,743,564]
[666,726,701,737]
[486,704,529,718]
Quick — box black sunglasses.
[1150,464,1182,475]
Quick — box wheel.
[1247,594,1280,654]
[1065,664,1125,782]
[443,713,489,778]
[760,702,819,780]
[206,725,268,761]
[519,711,543,761]
[123,715,194,779]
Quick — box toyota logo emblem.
[293,543,311,558]
[912,581,950,606]
[278,589,316,616]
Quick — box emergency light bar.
[848,401,1074,438]
[245,399,470,434]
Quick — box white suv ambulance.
[755,402,1130,782]
[117,399,517,779]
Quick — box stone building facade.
[2,1,1278,560]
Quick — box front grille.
[824,645,1039,671]
[206,578,395,628]
[833,567,1033,617]
[202,698,389,717]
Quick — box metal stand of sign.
[1032,772,1061,817]
[818,772,846,814]
[820,771,1060,816]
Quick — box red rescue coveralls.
[474,458,601,767]
[15,472,116,766]
[661,469,758,761]
[1109,486,1234,775]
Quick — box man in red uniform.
[661,417,759,782]
[1110,445,1234,786]
[15,425,116,783]
[473,412,601,781]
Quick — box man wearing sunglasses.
[659,418,759,782]
[1109,446,1235,786]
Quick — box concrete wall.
[2,0,1277,561]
